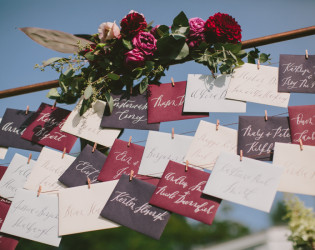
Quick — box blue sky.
[0,0,315,232]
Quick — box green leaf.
[139,77,148,94]
[259,53,270,63]
[132,67,144,79]
[84,52,95,61]
[171,33,186,40]
[104,92,114,114]
[122,39,133,50]
[171,11,189,35]
[107,73,120,81]
[64,68,75,78]
[42,57,62,67]
[247,55,256,64]
[19,27,94,53]
[145,61,155,72]
[157,25,170,37]
[157,36,189,61]
[84,85,93,100]
[79,98,92,116]
[46,88,60,99]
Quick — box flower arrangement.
[21,11,270,115]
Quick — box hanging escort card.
[0,118,8,160]
[24,147,75,192]
[0,153,35,200]
[0,189,61,247]
[0,166,7,179]
[138,131,193,178]
[59,144,106,188]
[273,142,315,196]
[183,74,246,113]
[61,98,120,148]
[0,109,43,152]
[21,103,77,153]
[225,63,290,108]
[100,174,171,240]
[149,161,221,225]
[184,120,237,170]
[278,55,315,93]
[288,105,315,146]
[58,181,119,235]
[101,93,160,130]
[147,81,209,123]
[238,116,291,160]
[203,152,283,212]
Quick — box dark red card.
[288,105,315,146]
[0,166,7,180]
[147,81,209,123]
[97,139,159,186]
[21,103,77,153]
[149,161,221,225]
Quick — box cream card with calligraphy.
[61,98,121,148]
[203,152,282,212]
[0,153,35,200]
[185,120,237,170]
[273,142,315,196]
[138,131,193,178]
[183,74,246,113]
[226,63,290,108]
[0,189,61,247]
[24,147,75,192]
[58,181,119,235]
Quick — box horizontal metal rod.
[0,25,315,99]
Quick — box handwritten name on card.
[0,154,35,200]
[226,63,290,108]
[203,152,282,212]
[183,74,246,113]
[273,142,315,196]
[58,181,119,235]
[138,131,193,178]
[185,120,237,170]
[148,81,209,123]
[61,98,121,148]
[100,174,171,239]
[149,161,221,225]
[24,147,75,192]
[278,55,315,93]
[238,116,291,160]
[288,105,315,146]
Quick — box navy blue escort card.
[0,108,42,151]
[58,144,106,187]
[100,174,171,239]
[101,93,160,130]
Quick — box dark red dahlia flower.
[120,11,147,37]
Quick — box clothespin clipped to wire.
[216,120,220,131]
[37,186,42,197]
[87,177,91,189]
[62,147,66,159]
[26,105,29,115]
[51,100,57,110]
[305,50,309,60]
[240,150,243,161]
[211,70,216,79]
[128,136,132,147]
[92,142,97,153]
[171,128,175,139]
[185,160,189,172]
[265,110,268,121]
[171,77,175,87]
[257,59,260,70]
[27,153,32,164]
[299,139,303,151]
[129,170,134,181]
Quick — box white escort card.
[273,142,315,196]
[0,189,61,247]
[24,147,75,192]
[0,118,8,160]
[58,181,119,235]
[138,131,193,178]
[183,74,246,113]
[0,153,35,200]
[203,152,283,212]
[225,63,290,108]
[185,120,237,170]
[61,97,121,148]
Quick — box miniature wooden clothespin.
[92,142,97,153]
[299,139,303,151]
[51,100,57,110]
[240,150,243,161]
[171,128,175,139]
[129,170,134,181]
[305,50,309,59]
[171,77,175,87]
[87,177,91,189]
[26,105,29,115]
[211,70,216,79]
[62,147,66,159]
[27,153,32,164]
[257,59,260,70]
[216,120,220,131]
[185,160,189,172]
[37,185,42,197]
[265,110,268,121]
[128,136,132,147]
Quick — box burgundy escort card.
[97,139,159,186]
[278,55,315,93]
[21,103,77,152]
[288,105,315,146]
[100,174,171,239]
[147,81,209,123]
[149,161,221,225]
[238,116,291,160]
[58,144,106,187]
[0,108,42,152]
[101,93,160,130]
[0,166,7,179]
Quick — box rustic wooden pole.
[0,25,315,99]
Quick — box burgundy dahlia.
[204,13,242,44]
[120,11,147,37]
